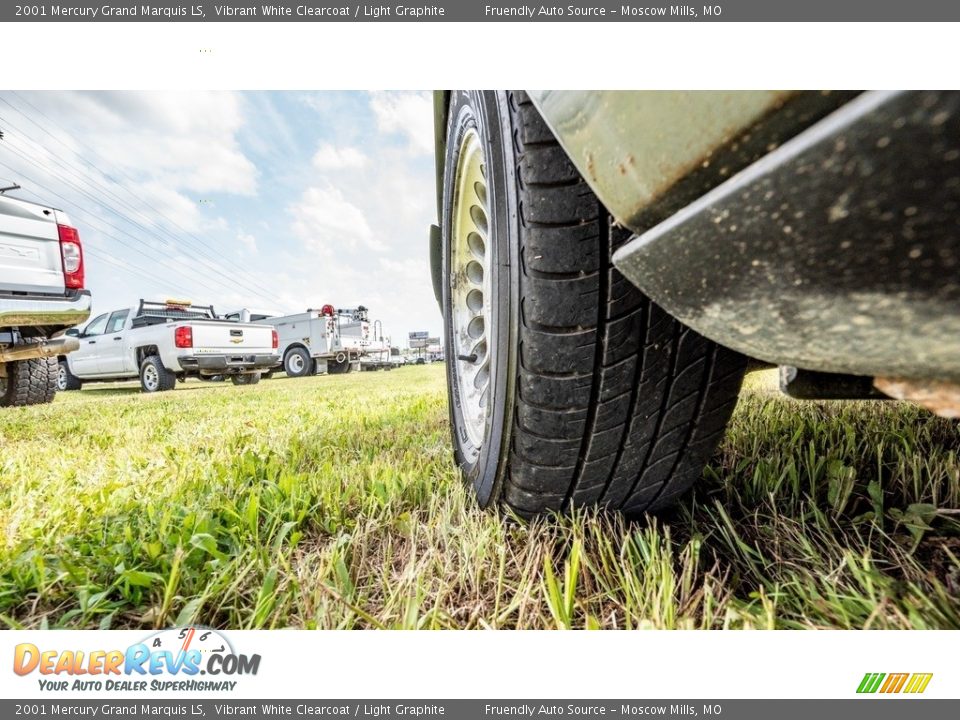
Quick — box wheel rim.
[57,365,67,391]
[287,353,304,374]
[143,364,159,391]
[450,128,492,447]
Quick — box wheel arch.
[283,342,311,360]
[134,345,160,366]
[430,90,452,309]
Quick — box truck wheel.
[57,360,83,391]
[139,355,176,393]
[441,91,747,515]
[232,373,261,385]
[283,347,314,377]
[0,356,58,407]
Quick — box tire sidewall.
[285,347,310,377]
[140,356,172,392]
[442,91,519,507]
[140,358,158,392]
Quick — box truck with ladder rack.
[58,299,279,392]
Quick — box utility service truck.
[224,305,385,377]
[58,299,279,392]
[0,188,91,406]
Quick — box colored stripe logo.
[857,672,933,694]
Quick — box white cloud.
[289,185,385,255]
[237,231,257,253]
[9,91,258,233]
[369,92,434,155]
[79,92,256,195]
[4,90,445,341]
[131,180,204,232]
[312,143,368,170]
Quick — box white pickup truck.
[0,189,92,406]
[58,300,280,392]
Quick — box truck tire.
[57,359,83,391]
[139,355,176,393]
[0,356,58,407]
[283,347,314,377]
[232,373,261,385]
[442,91,747,516]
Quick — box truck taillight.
[174,325,193,348]
[271,329,279,349]
[57,224,84,290]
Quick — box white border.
[2,16,956,706]
[2,22,958,90]
[1,630,954,699]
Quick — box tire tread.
[0,355,57,407]
[501,91,746,514]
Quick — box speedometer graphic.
[140,626,234,659]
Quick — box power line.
[1,92,281,300]
[0,156,261,304]
[0,149,276,305]
[11,183,220,300]
[84,248,200,300]
[7,187,202,302]
[0,116,276,303]
[0,97,281,303]
[0,110,180,242]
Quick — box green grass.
[0,365,957,629]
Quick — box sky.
[0,91,441,347]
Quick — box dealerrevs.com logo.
[13,627,261,693]
[857,673,933,694]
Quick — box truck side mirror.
[65,328,80,337]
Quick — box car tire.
[283,347,314,377]
[0,355,58,407]
[232,373,261,386]
[441,91,747,515]
[139,355,176,393]
[57,359,83,391]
